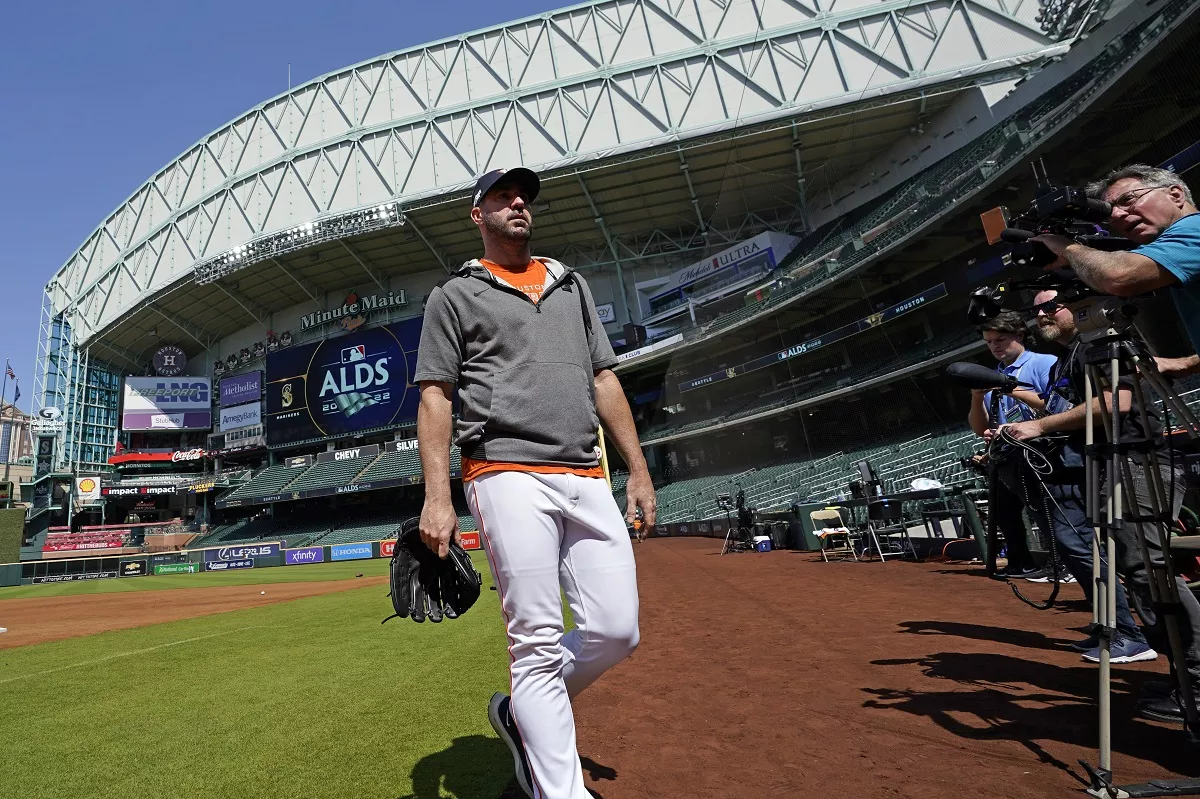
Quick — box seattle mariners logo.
[281,383,294,408]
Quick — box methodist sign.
[219,371,262,407]
[122,377,212,431]
[264,318,421,446]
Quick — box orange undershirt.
[464,259,605,482]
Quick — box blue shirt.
[1133,212,1200,354]
[984,348,1057,423]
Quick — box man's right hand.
[1154,354,1200,379]
[420,498,459,559]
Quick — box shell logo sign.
[75,477,101,504]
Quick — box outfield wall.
[0,532,484,586]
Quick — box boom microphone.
[945,362,1027,392]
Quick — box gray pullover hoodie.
[413,257,618,467]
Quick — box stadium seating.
[356,448,422,483]
[616,427,982,523]
[188,515,280,548]
[271,517,339,548]
[42,528,133,553]
[220,464,307,500]
[640,329,980,442]
[286,454,377,492]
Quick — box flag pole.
[0,362,8,509]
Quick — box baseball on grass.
[260,591,266,595]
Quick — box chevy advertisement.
[264,319,421,446]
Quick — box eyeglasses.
[1030,300,1065,316]
[1109,185,1168,210]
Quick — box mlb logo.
[341,345,366,364]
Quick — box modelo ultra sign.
[122,377,212,431]
[264,319,420,446]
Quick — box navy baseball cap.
[471,167,540,208]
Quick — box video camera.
[966,163,1135,331]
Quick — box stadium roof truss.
[45,0,1063,356]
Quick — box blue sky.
[0,0,566,411]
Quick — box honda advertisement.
[331,542,373,561]
[122,377,212,431]
[264,319,421,446]
[219,371,263,407]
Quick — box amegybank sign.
[220,401,261,432]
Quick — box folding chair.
[920,495,963,539]
[811,508,859,562]
[868,498,917,561]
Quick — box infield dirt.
[562,537,1198,799]
[0,577,386,650]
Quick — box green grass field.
[0,556,528,799]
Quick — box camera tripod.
[1072,312,1200,798]
[718,491,756,554]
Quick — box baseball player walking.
[414,167,657,799]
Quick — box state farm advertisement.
[380,532,479,555]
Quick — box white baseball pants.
[467,470,640,799]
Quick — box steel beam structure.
[46,0,1060,348]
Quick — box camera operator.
[1004,290,1200,725]
[967,311,1057,577]
[1031,164,1200,377]
[736,488,754,531]
[999,289,1157,666]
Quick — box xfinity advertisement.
[264,319,421,446]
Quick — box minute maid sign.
[301,289,407,332]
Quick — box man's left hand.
[999,420,1044,441]
[624,471,657,528]
[1029,234,1074,269]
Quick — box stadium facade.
[24,0,1200,552]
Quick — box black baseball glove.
[383,517,482,624]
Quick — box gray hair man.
[1030,164,1200,377]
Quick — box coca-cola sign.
[171,448,206,463]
